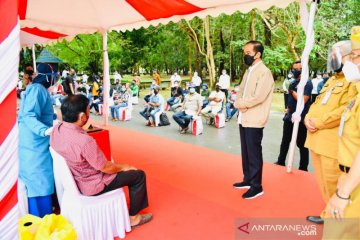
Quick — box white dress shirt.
[218,74,230,90]
[170,75,182,87]
[237,61,262,124]
[191,76,202,87]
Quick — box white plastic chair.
[17,179,28,216]
[50,147,131,240]
[131,96,139,105]
[119,97,133,121]
[190,116,203,135]
[154,95,165,126]
[215,112,226,128]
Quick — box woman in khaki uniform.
[324,26,360,239]
[304,41,357,224]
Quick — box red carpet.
[93,123,324,239]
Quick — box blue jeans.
[173,111,193,129]
[226,102,238,119]
[88,93,93,106]
[110,103,127,119]
[51,94,62,105]
[167,97,179,106]
[202,100,209,109]
[144,95,150,103]
[140,106,161,122]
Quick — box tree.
[179,17,217,88]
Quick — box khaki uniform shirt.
[338,82,360,167]
[305,73,357,158]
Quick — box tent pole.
[286,0,317,173]
[32,45,36,72]
[102,30,110,126]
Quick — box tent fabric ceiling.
[20,0,299,37]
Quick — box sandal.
[131,213,153,228]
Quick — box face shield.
[33,63,56,89]
[327,40,352,73]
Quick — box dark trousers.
[284,93,289,109]
[96,170,149,216]
[195,86,200,94]
[311,94,318,104]
[239,125,264,189]
[144,94,150,103]
[277,120,309,171]
[221,89,228,101]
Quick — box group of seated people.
[88,76,239,132]
[108,80,139,121]
[136,80,239,134]
[172,83,227,133]
[88,78,139,121]
[137,80,240,134]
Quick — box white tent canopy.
[21,0,298,35]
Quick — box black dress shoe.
[306,216,324,225]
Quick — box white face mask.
[343,61,360,82]
[234,87,240,92]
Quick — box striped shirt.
[50,122,115,195]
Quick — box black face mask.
[244,54,256,66]
[334,63,343,73]
[291,69,302,79]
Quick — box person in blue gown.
[18,63,56,217]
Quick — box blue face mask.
[189,88,196,94]
[202,86,207,90]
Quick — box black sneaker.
[233,182,251,189]
[242,187,264,199]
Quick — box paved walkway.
[90,99,311,172]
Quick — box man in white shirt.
[201,83,225,124]
[191,71,202,93]
[173,83,202,134]
[218,69,230,100]
[114,71,122,83]
[61,69,69,79]
[170,72,182,91]
[311,74,323,103]
[82,73,89,83]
